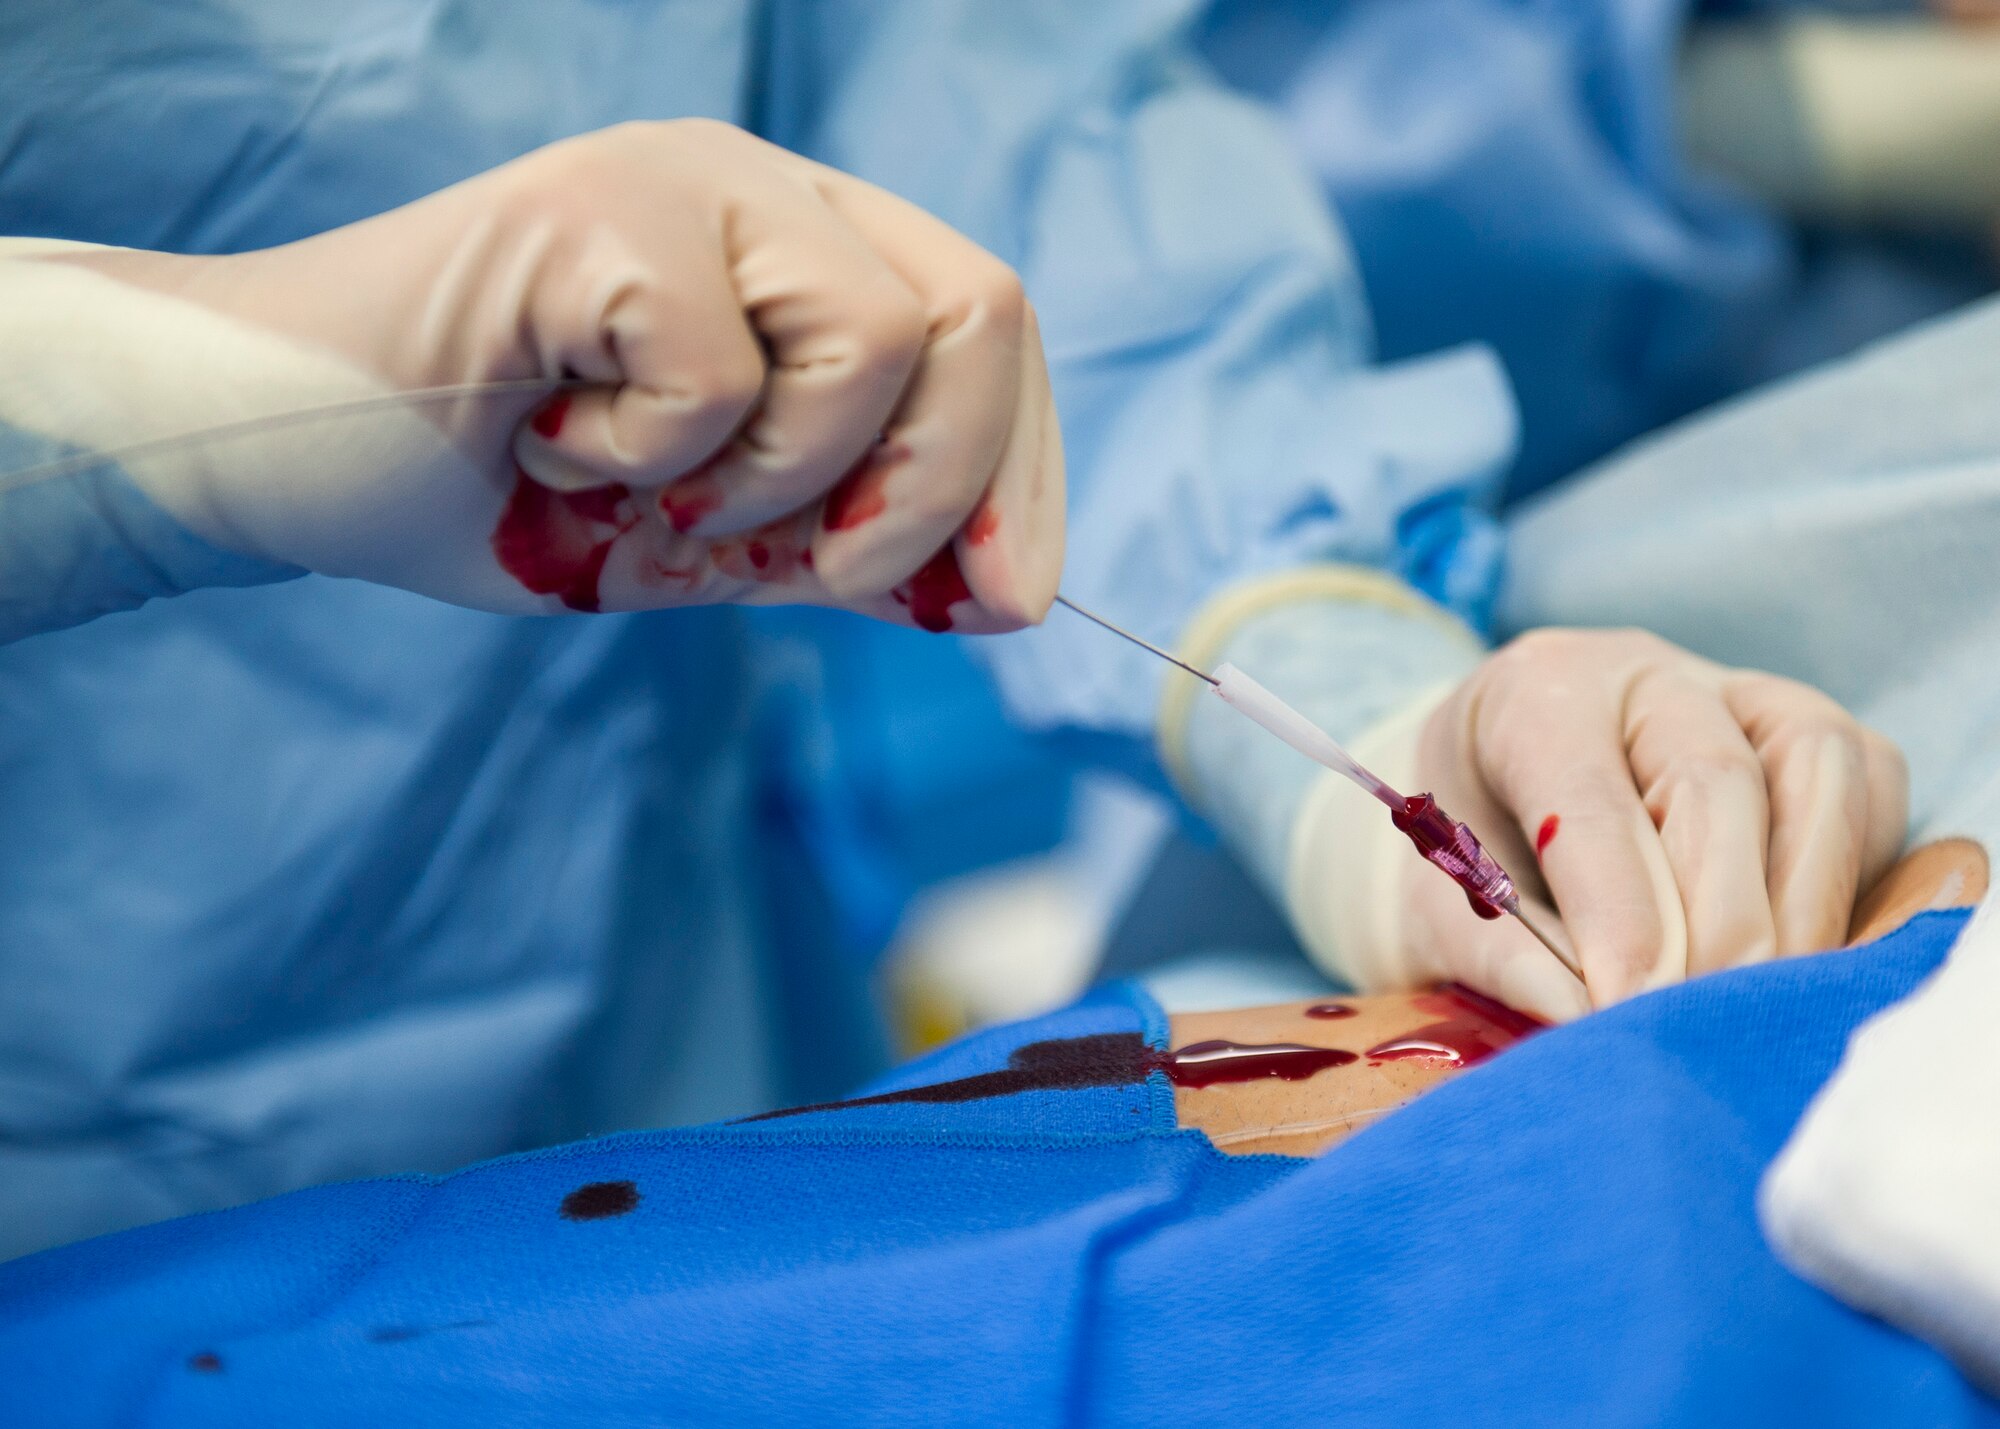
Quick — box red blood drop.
[966,505,1001,546]
[1364,983,1544,1068]
[1304,1002,1357,1019]
[529,393,572,439]
[1536,813,1560,857]
[746,540,770,571]
[799,549,814,571]
[490,467,635,613]
[893,546,973,633]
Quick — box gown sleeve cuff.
[1159,564,1486,901]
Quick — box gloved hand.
[1291,629,1908,1022]
[11,119,1061,630]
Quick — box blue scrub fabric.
[1195,0,1995,497]
[1,908,1988,1427]
[0,0,1516,1257]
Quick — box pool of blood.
[1160,1040,1359,1089]
[1304,1002,1357,1019]
[1364,983,1545,1069]
[893,546,973,632]
[490,468,638,613]
[1392,793,1506,920]
[749,1030,1373,1122]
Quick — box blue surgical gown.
[0,0,1513,1258]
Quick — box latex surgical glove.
[3,120,1061,631]
[1296,629,1909,1021]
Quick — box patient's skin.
[1167,989,1538,1157]
[1176,840,1989,1158]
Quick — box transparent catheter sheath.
[1210,662,1521,917]
[1211,662,1399,807]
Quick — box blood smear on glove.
[1364,984,1544,1068]
[529,393,572,439]
[491,466,637,612]
[893,546,973,632]
[822,440,907,531]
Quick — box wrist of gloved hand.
[0,241,532,608]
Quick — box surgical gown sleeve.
[0,243,299,643]
[761,0,1515,854]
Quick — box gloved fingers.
[512,228,768,496]
[703,509,823,595]
[814,315,1063,633]
[793,540,1023,634]
[1624,668,1779,977]
[1726,674,1877,957]
[648,146,934,536]
[798,163,1035,603]
[1469,646,1684,1004]
[1402,874,1591,1024]
[947,303,1064,627]
[1858,728,1912,897]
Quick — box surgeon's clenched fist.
[24,120,1063,631]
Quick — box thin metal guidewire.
[1053,594,1216,685]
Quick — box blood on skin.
[1304,1002,1357,1019]
[1158,1040,1358,1089]
[748,1031,1358,1119]
[490,467,638,613]
[893,546,973,633]
[746,540,770,571]
[529,393,572,440]
[1364,983,1545,1069]
[748,986,1541,1122]
[965,505,1001,546]
[1536,814,1560,857]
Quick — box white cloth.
[1761,892,2000,1394]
